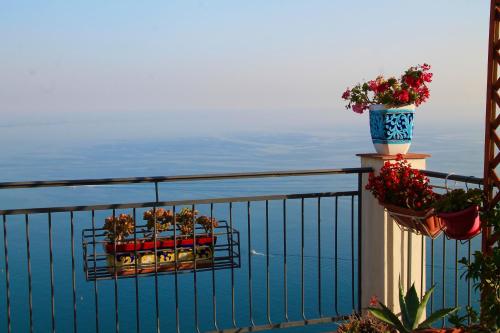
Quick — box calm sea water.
[0,115,485,332]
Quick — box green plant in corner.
[367,280,458,333]
[458,203,500,331]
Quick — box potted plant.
[368,281,458,333]
[433,188,483,240]
[336,312,394,333]
[342,64,433,155]
[174,207,219,247]
[103,213,137,253]
[366,154,442,238]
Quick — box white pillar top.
[356,153,431,160]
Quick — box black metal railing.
[422,171,483,326]
[0,168,368,333]
[0,168,484,332]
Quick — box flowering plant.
[143,207,219,236]
[365,154,436,211]
[341,64,433,114]
[103,213,135,241]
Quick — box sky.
[0,0,491,135]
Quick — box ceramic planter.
[106,245,214,275]
[382,202,443,238]
[438,205,481,240]
[369,104,415,155]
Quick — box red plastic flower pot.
[439,205,481,240]
[105,235,217,253]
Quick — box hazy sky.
[0,1,490,132]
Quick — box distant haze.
[0,1,489,134]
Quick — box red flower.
[341,88,351,100]
[352,103,367,114]
[422,72,433,83]
[366,156,435,210]
[394,89,410,103]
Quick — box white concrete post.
[358,153,429,312]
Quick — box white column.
[358,153,429,312]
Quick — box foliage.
[458,204,500,331]
[143,208,173,234]
[341,64,432,114]
[103,213,135,241]
[337,312,393,333]
[448,306,480,330]
[432,188,483,214]
[368,281,458,333]
[365,154,436,211]
[142,207,219,236]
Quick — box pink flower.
[352,103,367,114]
[421,63,431,71]
[341,88,351,100]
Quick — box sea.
[0,112,485,332]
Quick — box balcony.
[0,165,483,332]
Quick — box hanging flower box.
[82,208,240,281]
[366,154,441,238]
[382,202,442,239]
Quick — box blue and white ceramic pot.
[369,104,415,155]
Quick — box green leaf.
[404,283,419,328]
[418,307,458,328]
[368,306,408,333]
[413,285,435,329]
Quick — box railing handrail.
[422,170,483,185]
[0,190,358,216]
[0,168,373,189]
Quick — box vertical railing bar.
[454,240,458,308]
[442,236,446,327]
[2,215,11,333]
[334,196,339,316]
[283,199,288,322]
[301,198,305,320]
[173,206,180,333]
[265,200,271,324]
[153,205,160,333]
[407,232,413,291]
[154,182,159,202]
[357,173,362,313]
[133,208,140,333]
[430,238,434,312]
[193,204,200,333]
[112,209,119,333]
[71,212,78,333]
[317,197,322,317]
[211,203,219,331]
[48,211,56,333]
[420,235,424,298]
[229,202,236,328]
[92,210,100,333]
[247,201,255,327]
[467,240,471,325]
[25,214,33,333]
[351,195,355,311]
